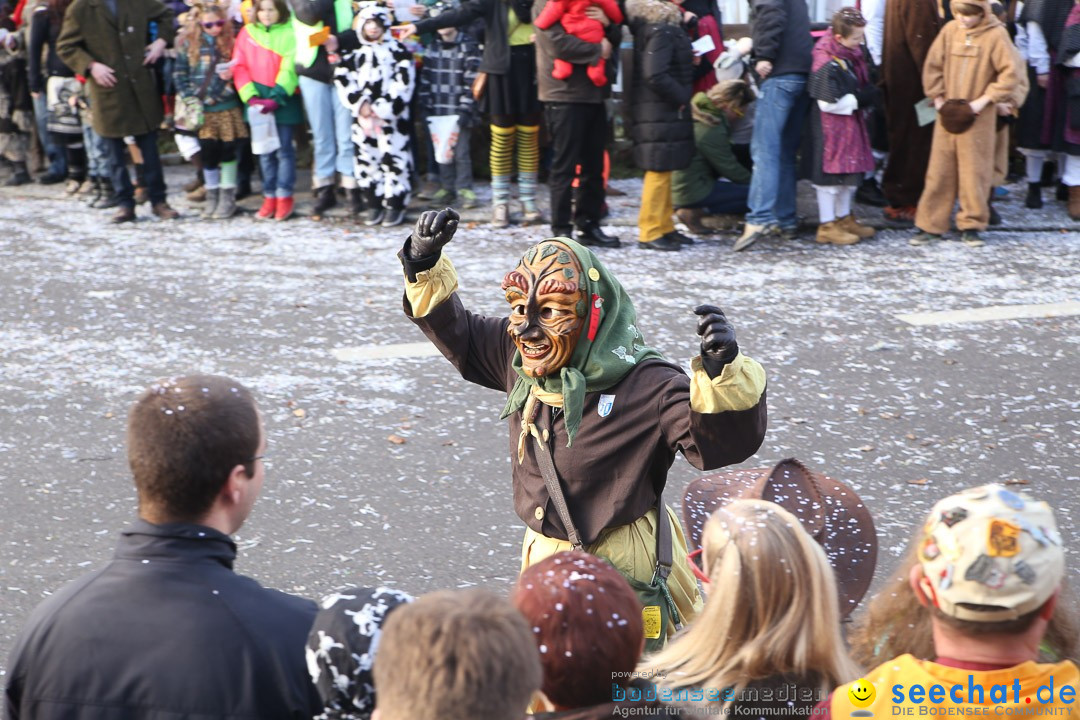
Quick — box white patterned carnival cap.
[917,484,1064,622]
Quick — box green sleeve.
[697,124,751,185]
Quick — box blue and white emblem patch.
[598,394,615,418]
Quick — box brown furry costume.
[994,44,1029,186]
[915,0,1022,233]
[882,0,943,207]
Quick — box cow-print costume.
[306,586,413,720]
[334,3,416,211]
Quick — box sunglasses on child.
[202,19,226,28]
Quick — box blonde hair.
[179,3,235,67]
[372,589,542,720]
[848,540,1080,668]
[639,500,860,707]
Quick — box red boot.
[586,58,607,87]
[551,57,573,80]
[274,196,294,221]
[256,196,277,220]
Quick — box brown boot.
[1069,186,1080,221]
[815,219,860,245]
[837,214,876,239]
[675,207,714,235]
[111,205,136,224]
[152,202,180,220]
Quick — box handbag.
[532,412,681,653]
[174,55,218,132]
[471,71,488,102]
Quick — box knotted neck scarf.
[500,238,664,457]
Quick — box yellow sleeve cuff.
[404,255,459,318]
[689,353,767,414]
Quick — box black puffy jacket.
[626,0,694,173]
[5,521,323,720]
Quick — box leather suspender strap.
[532,407,672,570]
[655,489,672,580]
[533,434,584,550]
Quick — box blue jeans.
[82,123,111,178]
[682,180,750,215]
[298,75,354,185]
[746,74,809,228]
[107,132,166,208]
[259,124,297,197]
[32,92,66,176]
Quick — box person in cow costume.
[334,1,415,227]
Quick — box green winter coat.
[56,0,175,138]
[671,110,752,208]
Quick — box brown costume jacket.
[403,257,767,546]
[881,0,942,206]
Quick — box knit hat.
[917,484,1064,622]
[939,99,977,134]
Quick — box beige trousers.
[915,111,998,233]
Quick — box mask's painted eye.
[540,307,568,320]
[511,304,526,316]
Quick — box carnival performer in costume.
[398,208,768,633]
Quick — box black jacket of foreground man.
[4,520,321,720]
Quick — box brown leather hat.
[939,99,977,134]
[681,458,878,618]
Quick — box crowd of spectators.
[1,0,1078,245]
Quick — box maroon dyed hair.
[511,551,644,709]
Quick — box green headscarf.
[499,238,665,446]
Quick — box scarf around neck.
[499,238,664,448]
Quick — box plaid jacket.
[417,31,481,124]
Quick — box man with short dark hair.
[4,375,321,720]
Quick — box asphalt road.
[0,174,1078,675]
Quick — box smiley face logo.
[848,679,876,708]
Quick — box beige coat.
[922,0,1021,105]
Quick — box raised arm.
[400,209,516,392]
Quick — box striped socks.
[491,124,516,205]
[516,124,539,208]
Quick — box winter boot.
[212,187,237,219]
[1057,182,1069,202]
[274,196,295,221]
[674,207,714,235]
[3,162,31,186]
[815,220,860,245]
[311,184,337,219]
[96,179,122,209]
[837,214,876,239]
[855,177,888,207]
[1024,182,1042,209]
[348,187,365,216]
[201,188,221,219]
[1069,186,1080,221]
[256,196,277,220]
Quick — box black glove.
[407,207,459,260]
[694,304,739,379]
[854,84,880,109]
